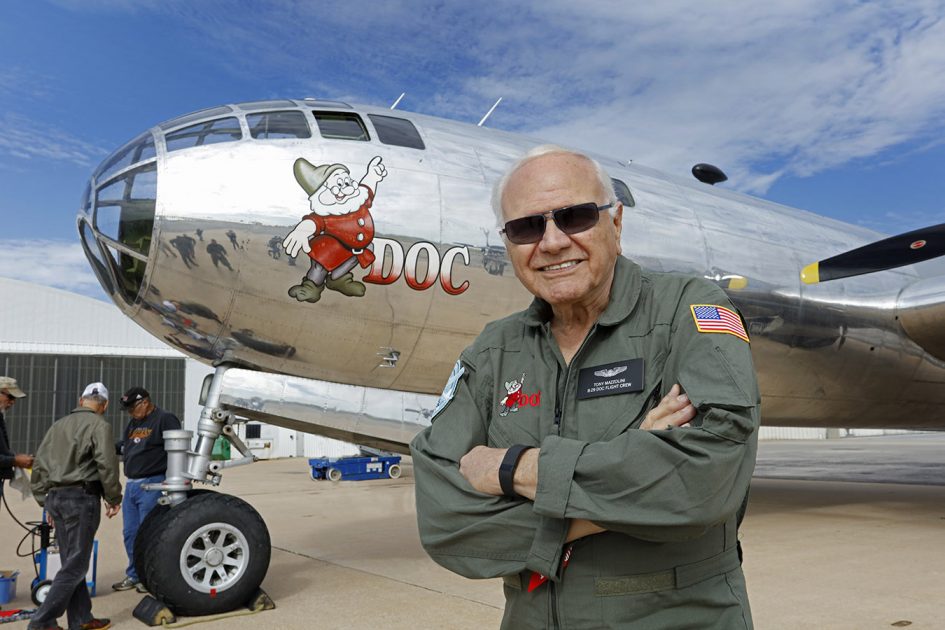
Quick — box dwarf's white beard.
[309,186,368,216]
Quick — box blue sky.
[2,0,944,299]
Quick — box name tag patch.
[577,359,644,400]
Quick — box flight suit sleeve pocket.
[678,344,757,443]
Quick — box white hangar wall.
[0,277,355,459]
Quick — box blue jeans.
[122,474,164,580]
[27,487,99,630]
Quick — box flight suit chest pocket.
[579,352,666,443]
[487,369,545,447]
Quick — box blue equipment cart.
[308,456,402,481]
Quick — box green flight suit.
[411,256,759,629]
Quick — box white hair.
[491,145,618,226]
[81,393,107,405]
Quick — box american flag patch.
[690,305,749,343]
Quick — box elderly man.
[411,146,759,629]
[29,383,122,630]
[112,386,181,592]
[1,376,33,493]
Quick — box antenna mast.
[478,97,503,127]
[390,93,405,110]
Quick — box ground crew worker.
[29,382,122,630]
[112,386,181,592]
[411,146,759,629]
[1,376,33,496]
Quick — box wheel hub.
[205,547,224,567]
[179,522,250,592]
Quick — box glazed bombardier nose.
[78,131,158,305]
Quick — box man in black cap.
[112,386,181,592]
[0,376,33,496]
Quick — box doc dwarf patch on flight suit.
[499,372,541,417]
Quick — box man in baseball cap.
[119,386,147,410]
[1,376,33,489]
[28,382,121,630]
[113,385,181,591]
[82,382,109,401]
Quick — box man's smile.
[539,260,582,272]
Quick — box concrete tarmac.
[2,434,943,629]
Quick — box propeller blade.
[801,222,945,284]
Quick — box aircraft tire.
[143,492,270,616]
[388,464,402,479]
[134,489,217,591]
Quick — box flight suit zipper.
[555,323,596,435]
[548,324,597,628]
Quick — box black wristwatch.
[499,444,532,498]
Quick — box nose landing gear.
[135,492,270,616]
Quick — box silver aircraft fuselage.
[78,99,945,451]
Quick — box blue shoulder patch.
[432,360,465,419]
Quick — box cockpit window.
[95,163,156,255]
[93,162,156,303]
[303,99,352,109]
[612,178,636,207]
[80,182,92,216]
[165,117,242,152]
[239,99,298,111]
[159,105,234,131]
[95,133,155,184]
[247,111,312,139]
[79,219,114,295]
[311,112,370,141]
[368,114,425,150]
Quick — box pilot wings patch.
[690,304,749,343]
[594,366,627,378]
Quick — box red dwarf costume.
[303,186,376,271]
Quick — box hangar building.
[0,277,357,460]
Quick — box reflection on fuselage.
[77,99,945,430]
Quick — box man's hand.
[13,454,33,468]
[459,445,506,495]
[640,383,696,431]
[105,503,121,519]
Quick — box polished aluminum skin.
[78,98,945,442]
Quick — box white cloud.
[47,0,945,197]
[0,239,108,301]
[0,112,107,168]
[474,1,945,194]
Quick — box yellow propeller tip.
[800,262,820,284]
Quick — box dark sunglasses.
[499,202,613,244]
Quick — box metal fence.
[1,353,186,453]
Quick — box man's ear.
[612,203,624,254]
